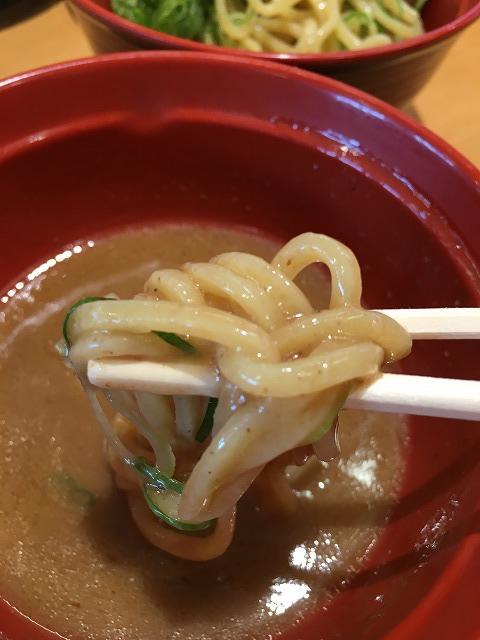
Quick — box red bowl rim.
[68,0,480,66]
[1,50,480,185]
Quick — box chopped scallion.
[133,457,183,494]
[153,331,196,354]
[304,386,350,445]
[51,473,96,508]
[62,296,112,349]
[133,457,214,532]
[195,397,219,443]
[143,484,213,532]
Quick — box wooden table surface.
[0,1,479,167]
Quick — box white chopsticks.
[88,360,480,421]
[87,307,480,422]
[89,360,221,397]
[377,308,480,339]
[345,373,480,421]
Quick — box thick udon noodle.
[212,0,424,53]
[66,233,411,560]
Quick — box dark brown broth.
[0,225,405,640]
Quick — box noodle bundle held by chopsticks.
[61,232,411,560]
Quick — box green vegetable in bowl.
[111,0,430,51]
[112,0,208,39]
[151,0,206,38]
[202,9,225,45]
[111,0,154,25]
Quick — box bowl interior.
[0,54,480,640]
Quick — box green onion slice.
[133,458,214,532]
[62,296,113,348]
[152,331,196,354]
[343,10,374,35]
[51,472,96,508]
[196,397,219,443]
[344,10,372,25]
[304,385,350,445]
[133,458,183,493]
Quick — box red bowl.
[0,52,480,640]
[66,0,480,106]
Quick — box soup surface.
[0,225,405,640]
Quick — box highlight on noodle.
[111,0,427,53]
[60,232,412,561]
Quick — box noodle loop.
[67,233,411,559]
[213,0,424,53]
